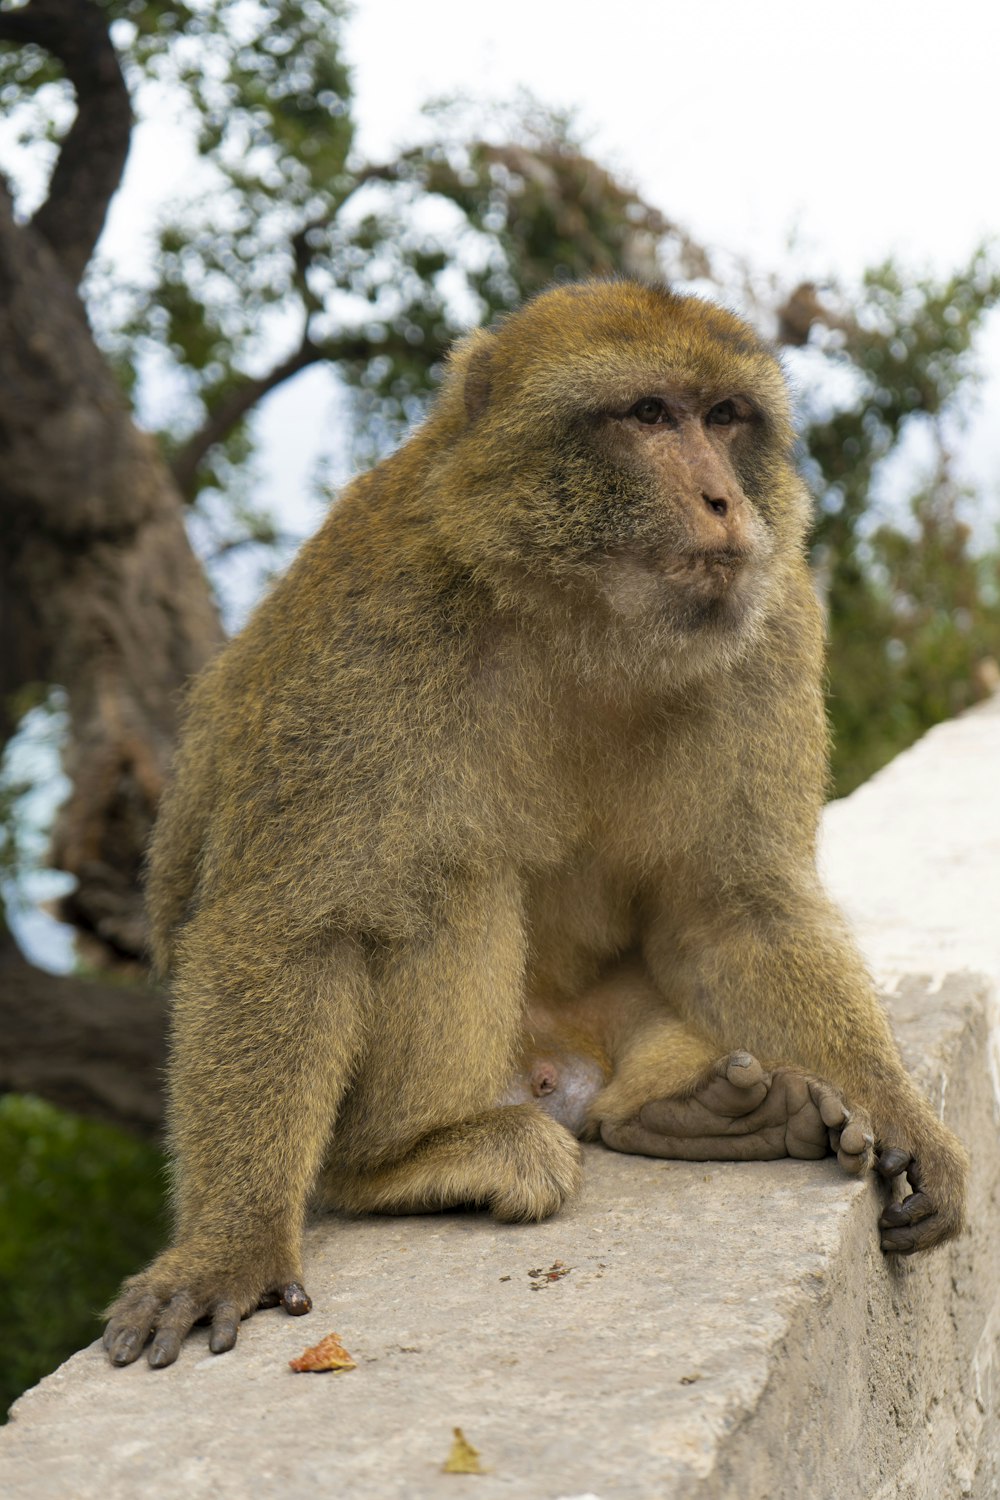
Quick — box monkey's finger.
[877,1146,911,1180]
[880,1191,934,1230]
[148,1292,200,1368]
[103,1291,161,1366]
[209,1302,242,1354]
[280,1282,312,1316]
[880,1211,944,1254]
[257,1290,282,1309]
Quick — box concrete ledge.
[4,698,999,1499]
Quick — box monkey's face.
[583,384,778,636]
[437,281,808,655]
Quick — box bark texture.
[0,928,166,1137]
[0,178,223,962]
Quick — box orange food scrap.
[442,1427,483,1475]
[288,1332,357,1373]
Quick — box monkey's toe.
[601,1061,870,1166]
[803,1079,873,1176]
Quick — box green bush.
[0,1096,167,1418]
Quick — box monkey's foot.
[103,1252,312,1369]
[600,1053,873,1173]
[875,1118,969,1254]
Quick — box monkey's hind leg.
[324,1104,582,1223]
[585,967,872,1173]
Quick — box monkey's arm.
[643,869,968,1253]
[103,913,368,1367]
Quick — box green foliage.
[0,1096,167,1419]
[798,249,1000,792]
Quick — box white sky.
[348,0,1000,279]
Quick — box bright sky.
[349,0,1000,279]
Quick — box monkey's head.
[429,280,808,671]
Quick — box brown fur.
[105,280,967,1368]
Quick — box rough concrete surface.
[3,698,999,1499]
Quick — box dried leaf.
[289,1332,357,1373]
[442,1427,483,1475]
[527,1260,572,1289]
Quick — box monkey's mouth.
[594,543,761,626]
[665,547,755,598]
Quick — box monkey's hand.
[873,1112,969,1255]
[103,1244,312,1369]
[600,1053,874,1173]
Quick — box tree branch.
[0,0,132,287]
[169,330,414,501]
[170,337,328,500]
[0,938,167,1138]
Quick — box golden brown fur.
[105,280,967,1369]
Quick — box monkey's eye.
[629,397,668,424]
[707,399,737,426]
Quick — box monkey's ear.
[460,331,496,422]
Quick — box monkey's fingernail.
[282,1283,312,1315]
[108,1330,144,1365]
[149,1331,182,1368]
[878,1148,910,1179]
[210,1321,239,1353]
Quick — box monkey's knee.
[329,1105,582,1223]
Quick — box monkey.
[104,280,968,1370]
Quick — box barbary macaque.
[105,280,967,1369]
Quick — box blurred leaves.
[796,250,1000,791]
[0,1095,166,1419]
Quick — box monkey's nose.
[703,494,729,517]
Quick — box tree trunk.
[0,925,166,1137]
[0,174,221,1132]
[0,180,223,966]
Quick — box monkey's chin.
[598,551,766,639]
[675,573,764,636]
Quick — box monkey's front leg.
[103,926,368,1368]
[321,869,581,1223]
[645,887,969,1254]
